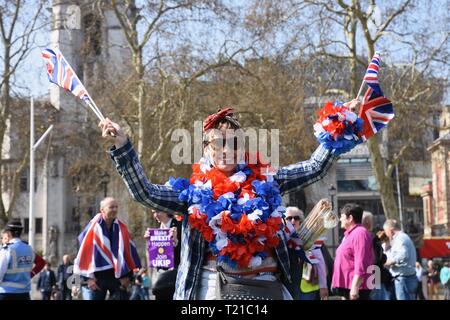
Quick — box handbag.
[215,266,284,300]
[152,268,177,300]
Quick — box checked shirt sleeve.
[109,139,187,215]
[275,144,338,195]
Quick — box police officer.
[0,219,34,300]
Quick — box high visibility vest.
[0,241,34,294]
[300,262,320,293]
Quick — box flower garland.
[313,101,364,155]
[168,154,284,269]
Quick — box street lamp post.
[328,184,337,257]
[29,97,53,248]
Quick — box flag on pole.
[358,87,395,141]
[41,48,91,104]
[42,47,105,121]
[362,52,382,95]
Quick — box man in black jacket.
[37,262,56,300]
[56,255,73,300]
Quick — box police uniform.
[0,222,34,300]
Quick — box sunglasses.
[286,216,301,221]
[205,137,241,151]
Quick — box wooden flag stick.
[356,80,365,101]
[86,100,104,122]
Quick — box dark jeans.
[143,287,150,300]
[332,288,372,300]
[416,280,426,300]
[0,293,30,300]
[41,290,52,300]
[129,285,146,300]
[85,269,128,300]
[299,290,320,300]
[59,288,72,300]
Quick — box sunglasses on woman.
[205,136,240,151]
[286,216,301,221]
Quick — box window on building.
[23,218,29,234]
[20,174,27,192]
[19,172,37,193]
[337,176,377,192]
[35,218,43,234]
[83,13,102,56]
[22,218,42,234]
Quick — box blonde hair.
[362,211,373,230]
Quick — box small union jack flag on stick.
[41,47,105,122]
[358,87,395,141]
[356,51,383,98]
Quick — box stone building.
[5,0,132,264]
[420,106,450,259]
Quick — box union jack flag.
[359,87,395,141]
[73,214,141,278]
[41,48,91,104]
[363,52,382,95]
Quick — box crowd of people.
[1,106,449,301]
[1,204,448,301]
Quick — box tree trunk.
[135,51,145,159]
[367,137,399,220]
[0,44,11,225]
[363,28,399,221]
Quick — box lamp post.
[100,172,110,197]
[29,97,53,248]
[328,184,337,257]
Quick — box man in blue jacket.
[0,219,34,300]
[37,262,56,300]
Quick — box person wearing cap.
[99,103,359,300]
[0,219,34,300]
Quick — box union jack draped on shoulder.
[73,214,141,278]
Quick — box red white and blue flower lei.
[168,154,285,269]
[313,100,364,155]
[168,101,363,268]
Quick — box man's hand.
[98,118,127,149]
[384,259,395,267]
[320,288,329,300]
[144,228,151,240]
[87,278,100,291]
[71,286,78,297]
[349,288,359,300]
[119,277,130,290]
[345,99,362,113]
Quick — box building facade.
[5,0,132,264]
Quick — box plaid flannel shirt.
[110,139,337,300]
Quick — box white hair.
[100,197,116,209]
[383,219,400,230]
[285,206,305,220]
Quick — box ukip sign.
[147,228,174,269]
